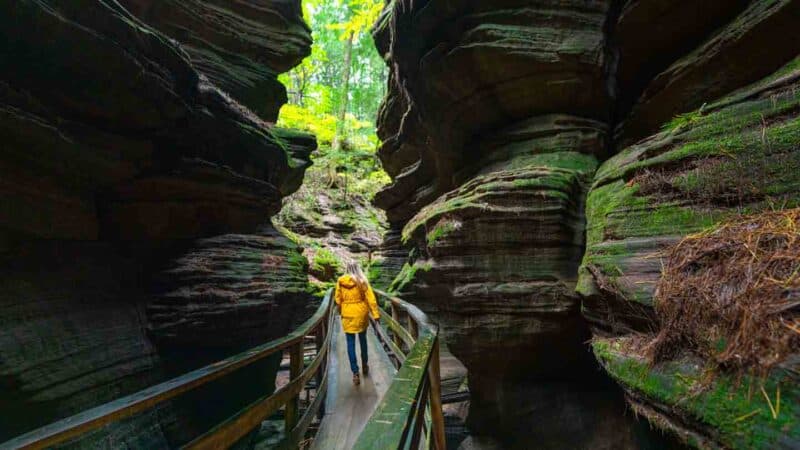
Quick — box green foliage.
[312,248,341,273]
[277,0,389,201]
[327,0,384,39]
[278,103,375,149]
[278,0,386,148]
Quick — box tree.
[332,31,354,151]
[277,0,389,199]
[328,0,384,151]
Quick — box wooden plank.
[1,290,334,450]
[311,319,397,450]
[377,316,410,363]
[368,289,447,450]
[371,319,404,369]
[391,302,403,350]
[408,378,430,449]
[381,312,416,349]
[427,338,446,450]
[375,290,432,333]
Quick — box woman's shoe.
[362,364,369,376]
[353,373,361,386]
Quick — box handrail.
[353,289,446,450]
[1,289,335,450]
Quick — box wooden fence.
[1,290,335,450]
[353,289,446,450]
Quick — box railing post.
[391,302,402,349]
[409,316,419,341]
[285,341,304,433]
[408,379,430,449]
[428,336,446,450]
[315,324,326,419]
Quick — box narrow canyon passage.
[2,1,800,449]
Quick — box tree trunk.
[332,31,354,151]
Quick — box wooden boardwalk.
[312,318,397,450]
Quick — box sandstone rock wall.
[584,58,800,449]
[119,0,311,121]
[375,0,800,447]
[0,0,315,444]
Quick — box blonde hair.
[345,260,368,290]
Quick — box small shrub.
[310,248,341,282]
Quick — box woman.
[335,260,381,386]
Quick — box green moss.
[594,340,799,449]
[402,194,484,244]
[403,152,597,244]
[286,247,309,273]
[426,219,459,247]
[388,261,432,293]
[309,279,333,298]
[598,87,800,187]
[585,180,718,247]
[311,248,341,276]
[662,110,704,132]
[580,177,723,304]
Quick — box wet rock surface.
[582,60,800,449]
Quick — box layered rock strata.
[583,59,800,449]
[148,226,312,348]
[0,0,314,444]
[375,0,800,447]
[119,0,312,121]
[373,0,614,225]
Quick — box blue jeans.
[346,331,368,374]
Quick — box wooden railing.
[1,289,336,450]
[353,289,446,450]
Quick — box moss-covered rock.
[594,338,800,449]
[579,57,800,449]
[580,57,800,335]
[309,247,342,282]
[373,1,800,448]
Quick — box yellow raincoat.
[335,274,380,333]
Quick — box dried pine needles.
[647,208,800,376]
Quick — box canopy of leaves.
[276,0,389,259]
[278,0,386,151]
